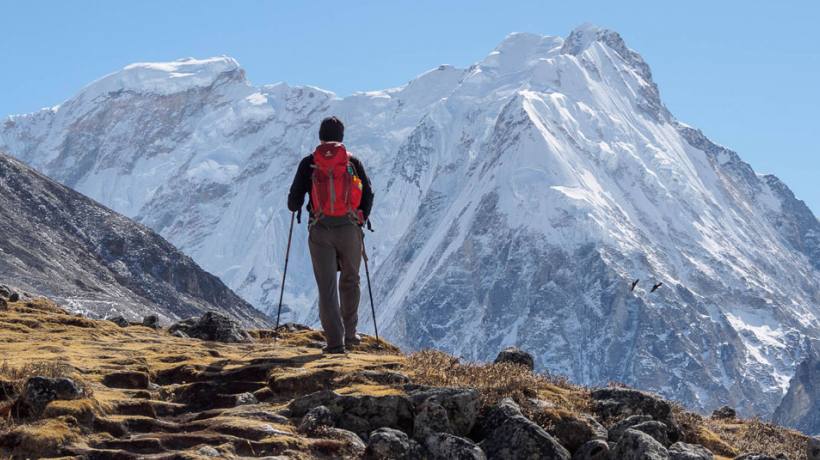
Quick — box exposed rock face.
[494,347,535,370]
[773,349,820,435]
[168,312,252,343]
[0,153,269,328]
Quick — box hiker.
[287,116,374,354]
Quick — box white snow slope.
[2,25,818,417]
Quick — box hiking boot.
[345,334,362,347]
[322,345,346,355]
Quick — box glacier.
[2,24,818,418]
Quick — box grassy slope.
[0,297,810,459]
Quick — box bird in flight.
[630,279,639,291]
[651,282,663,293]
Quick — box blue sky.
[1,0,818,214]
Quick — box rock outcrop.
[773,349,820,435]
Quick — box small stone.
[142,314,160,328]
[197,445,221,457]
[572,439,610,460]
[612,429,669,460]
[669,441,713,460]
[234,392,258,406]
[299,405,335,433]
[732,455,780,460]
[171,329,188,338]
[494,346,535,370]
[711,405,736,420]
[423,432,486,460]
[364,427,423,460]
[108,316,130,327]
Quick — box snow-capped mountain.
[2,24,818,418]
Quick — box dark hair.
[319,116,344,142]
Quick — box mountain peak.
[560,23,619,55]
[82,55,245,97]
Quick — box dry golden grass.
[405,349,588,413]
[0,296,813,459]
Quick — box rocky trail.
[0,290,817,459]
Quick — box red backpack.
[310,143,363,222]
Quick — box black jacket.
[287,154,374,222]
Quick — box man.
[287,116,374,354]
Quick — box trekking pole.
[361,231,380,346]
[273,210,296,343]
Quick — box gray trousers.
[308,221,362,348]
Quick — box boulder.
[407,387,480,437]
[809,436,820,460]
[142,314,160,329]
[0,297,6,309]
[102,371,150,389]
[423,432,486,460]
[591,387,681,442]
[15,376,83,417]
[631,420,671,447]
[0,285,11,298]
[571,439,610,460]
[669,441,714,460]
[168,312,252,343]
[288,390,414,440]
[299,405,335,433]
[8,292,19,302]
[479,398,570,460]
[414,399,454,438]
[552,414,607,452]
[494,346,535,370]
[322,427,366,455]
[108,316,130,328]
[608,414,654,441]
[711,405,736,420]
[612,428,669,460]
[364,427,423,460]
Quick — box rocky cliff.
[0,152,269,327]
